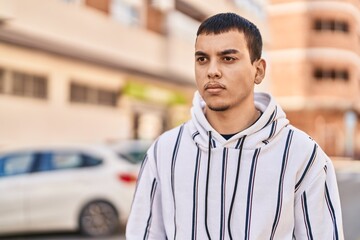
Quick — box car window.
[111,141,150,164]
[118,150,147,164]
[0,153,35,177]
[82,154,102,167]
[49,152,102,171]
[52,153,82,170]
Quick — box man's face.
[195,30,264,112]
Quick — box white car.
[0,144,140,237]
[107,139,152,165]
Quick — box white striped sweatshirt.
[126,92,344,240]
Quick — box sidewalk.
[332,157,360,173]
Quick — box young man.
[126,13,344,239]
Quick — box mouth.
[204,82,226,94]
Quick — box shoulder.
[287,125,319,154]
[152,123,192,157]
[287,125,332,189]
[285,125,329,173]
[156,123,188,146]
[146,123,192,174]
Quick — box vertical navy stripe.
[191,145,202,240]
[131,141,158,211]
[245,148,261,240]
[143,178,158,240]
[325,182,339,240]
[295,144,318,192]
[212,139,216,148]
[262,120,278,144]
[235,136,245,149]
[219,148,228,240]
[270,129,294,240]
[293,229,296,239]
[135,155,148,191]
[261,106,277,130]
[301,192,314,240]
[129,155,149,213]
[205,131,212,239]
[228,136,246,239]
[171,125,184,240]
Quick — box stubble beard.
[207,104,230,112]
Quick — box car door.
[0,152,37,234]
[24,150,94,231]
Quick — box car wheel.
[79,200,119,237]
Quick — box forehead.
[195,30,248,53]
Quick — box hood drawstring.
[227,135,247,239]
[205,131,212,239]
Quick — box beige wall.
[0,42,132,148]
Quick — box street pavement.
[334,159,360,240]
[0,232,125,240]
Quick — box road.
[0,232,125,240]
[335,160,360,240]
[2,160,360,240]
[0,225,126,240]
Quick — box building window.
[110,0,140,27]
[313,68,349,82]
[313,19,349,33]
[70,82,118,107]
[0,68,48,99]
[11,71,48,99]
[98,89,117,106]
[334,21,349,32]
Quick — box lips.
[204,82,226,93]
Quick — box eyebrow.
[218,49,239,55]
[195,51,208,57]
[195,49,239,57]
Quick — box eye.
[223,56,235,62]
[196,57,208,64]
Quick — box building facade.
[268,0,360,157]
[0,0,268,148]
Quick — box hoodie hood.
[189,91,289,150]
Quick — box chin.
[207,104,230,112]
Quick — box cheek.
[195,68,206,83]
[195,65,204,76]
[228,67,254,82]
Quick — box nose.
[207,61,222,79]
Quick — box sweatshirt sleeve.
[126,142,167,240]
[294,152,344,239]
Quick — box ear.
[254,58,266,85]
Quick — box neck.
[205,102,260,135]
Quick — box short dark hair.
[196,12,262,63]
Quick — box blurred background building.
[268,0,360,158]
[0,0,268,148]
[0,0,359,159]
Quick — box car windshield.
[110,140,150,164]
[118,151,147,164]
